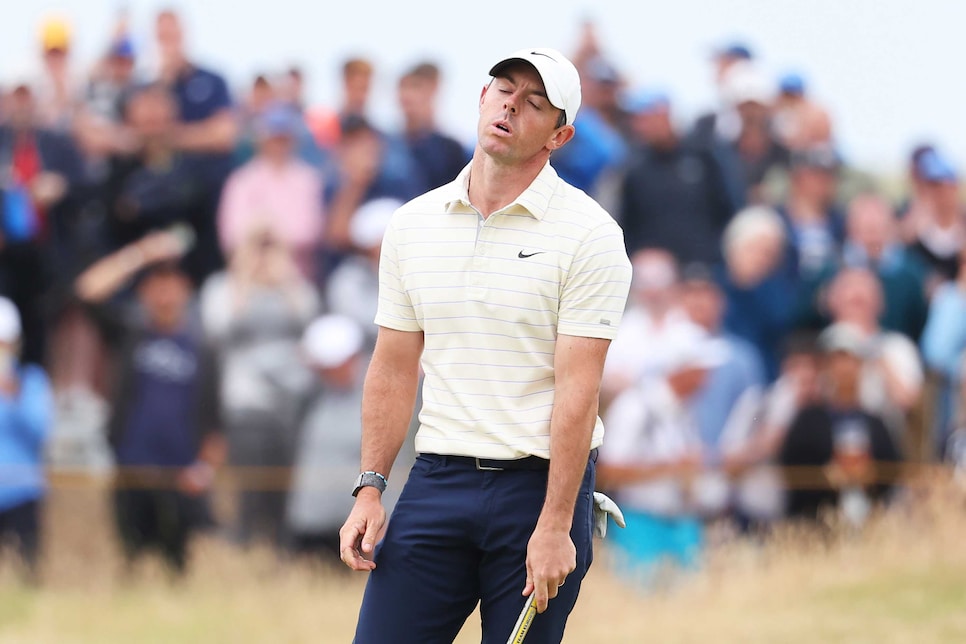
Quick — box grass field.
[1,478,966,643]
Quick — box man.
[597,322,725,583]
[154,9,238,278]
[218,103,325,281]
[339,48,632,642]
[397,62,470,191]
[776,143,846,280]
[0,296,53,580]
[0,80,87,366]
[905,149,964,283]
[778,323,901,524]
[617,89,740,264]
[772,72,833,152]
[74,231,224,574]
[550,56,628,194]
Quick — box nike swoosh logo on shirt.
[518,251,546,258]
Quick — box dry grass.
[2,478,966,643]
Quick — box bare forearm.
[359,357,419,478]
[172,113,238,154]
[540,390,596,531]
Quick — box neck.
[788,193,826,221]
[467,149,548,218]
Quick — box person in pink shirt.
[218,103,325,280]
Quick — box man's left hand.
[523,524,575,613]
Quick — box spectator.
[920,246,966,454]
[0,80,87,366]
[616,90,739,264]
[74,231,224,575]
[325,197,400,349]
[154,8,239,277]
[597,322,727,584]
[822,269,925,440]
[218,103,325,281]
[397,62,470,191]
[736,332,824,526]
[678,264,767,519]
[287,315,368,563]
[778,323,902,525]
[896,144,936,239]
[776,144,846,281]
[837,193,930,339]
[338,57,375,131]
[906,150,965,284]
[551,56,628,195]
[33,15,81,132]
[0,296,53,580]
[719,63,789,204]
[101,83,210,283]
[325,115,427,250]
[692,41,755,147]
[771,72,833,151]
[199,227,319,549]
[233,73,277,163]
[717,205,798,380]
[602,248,691,405]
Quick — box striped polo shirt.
[374,162,632,459]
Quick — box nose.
[502,92,518,114]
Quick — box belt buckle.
[475,458,503,471]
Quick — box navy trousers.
[354,453,595,644]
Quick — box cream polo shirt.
[374,162,632,459]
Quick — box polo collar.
[444,161,559,221]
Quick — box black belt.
[431,449,597,472]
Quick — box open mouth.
[494,121,511,134]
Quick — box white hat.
[818,322,870,358]
[301,314,365,369]
[661,322,730,373]
[489,47,582,125]
[0,296,22,343]
[722,61,773,106]
[349,197,402,250]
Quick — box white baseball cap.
[301,314,365,369]
[661,322,730,373]
[0,296,22,343]
[488,47,582,126]
[349,197,402,250]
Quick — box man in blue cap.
[617,88,742,265]
[908,150,964,282]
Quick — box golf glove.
[592,491,625,539]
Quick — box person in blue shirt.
[75,231,224,574]
[0,296,53,579]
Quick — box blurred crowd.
[0,11,963,584]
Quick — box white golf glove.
[592,491,625,539]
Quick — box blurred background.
[1,1,966,642]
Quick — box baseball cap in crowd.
[109,37,136,60]
[0,296,23,343]
[350,197,402,250]
[713,41,754,61]
[779,72,806,96]
[818,322,870,358]
[722,62,772,106]
[791,144,843,173]
[585,56,621,85]
[301,314,365,369]
[257,103,301,139]
[620,88,670,115]
[661,322,730,373]
[40,16,72,52]
[488,47,582,126]
[917,149,958,184]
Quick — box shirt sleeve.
[557,221,632,340]
[373,216,422,332]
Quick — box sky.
[2,0,963,177]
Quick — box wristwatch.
[352,471,388,497]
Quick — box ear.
[479,84,488,110]
[545,124,575,152]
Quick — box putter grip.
[507,595,537,644]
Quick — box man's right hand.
[339,488,386,571]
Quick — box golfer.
[340,47,632,643]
